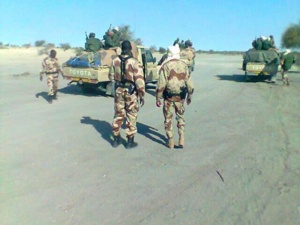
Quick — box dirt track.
[1,49,299,225]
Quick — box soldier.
[156,44,194,149]
[40,49,64,103]
[109,40,145,149]
[280,49,296,86]
[103,27,121,49]
[85,32,102,52]
[180,40,196,73]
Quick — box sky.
[0,0,299,51]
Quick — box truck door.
[144,50,159,83]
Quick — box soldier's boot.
[285,77,290,86]
[168,138,174,149]
[125,136,138,149]
[112,135,121,148]
[178,135,184,149]
[48,95,53,104]
[53,94,57,100]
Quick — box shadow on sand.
[80,116,167,147]
[35,91,52,103]
[59,85,107,97]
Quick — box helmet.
[89,33,95,38]
[121,40,132,51]
[113,26,119,32]
[185,40,193,47]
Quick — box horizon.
[1,0,299,52]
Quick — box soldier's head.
[49,49,57,58]
[113,26,119,32]
[89,33,95,38]
[121,40,132,55]
[185,40,193,48]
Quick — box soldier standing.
[109,40,145,149]
[281,49,296,86]
[156,44,194,149]
[40,49,64,103]
[180,40,196,73]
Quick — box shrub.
[158,47,166,54]
[60,43,71,51]
[35,40,46,47]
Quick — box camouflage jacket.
[156,59,194,101]
[109,55,145,98]
[180,47,196,66]
[41,56,61,74]
[85,37,102,52]
[281,53,296,71]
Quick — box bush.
[46,43,55,49]
[60,43,71,51]
[158,47,167,54]
[150,45,157,52]
[23,43,31,48]
[35,40,46,47]
[74,47,85,56]
[38,48,48,56]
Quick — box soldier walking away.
[109,40,145,149]
[281,49,296,86]
[156,44,194,149]
[40,49,64,103]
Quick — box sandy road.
[1,49,299,225]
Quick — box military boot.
[178,135,184,149]
[125,136,138,149]
[112,135,121,148]
[285,77,290,86]
[168,138,174,149]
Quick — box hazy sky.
[0,0,299,51]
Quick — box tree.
[35,40,45,47]
[150,45,157,52]
[158,47,167,54]
[281,20,300,49]
[118,25,143,45]
[60,43,71,51]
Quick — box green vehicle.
[242,49,281,81]
[62,43,159,96]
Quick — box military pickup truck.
[242,49,281,81]
[62,42,159,96]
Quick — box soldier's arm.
[109,62,115,82]
[133,61,145,99]
[155,67,167,100]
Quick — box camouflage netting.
[243,49,280,64]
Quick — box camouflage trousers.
[112,90,139,138]
[47,74,59,96]
[163,99,185,139]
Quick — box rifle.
[85,31,88,41]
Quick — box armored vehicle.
[242,49,280,81]
[62,42,159,96]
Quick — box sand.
[1,48,299,225]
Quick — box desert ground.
[1,48,299,225]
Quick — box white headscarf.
[284,49,291,55]
[167,44,180,60]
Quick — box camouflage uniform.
[156,58,194,147]
[109,55,145,139]
[281,50,296,85]
[180,47,196,73]
[41,55,62,98]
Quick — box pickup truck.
[62,42,159,96]
[242,49,281,81]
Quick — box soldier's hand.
[156,100,161,107]
[39,73,43,81]
[139,98,145,107]
[186,95,192,105]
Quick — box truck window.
[145,50,155,63]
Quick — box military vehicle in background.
[62,42,158,96]
[242,49,281,81]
